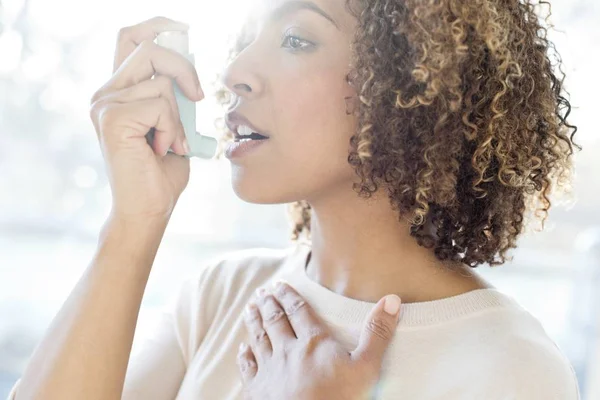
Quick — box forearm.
[15,216,169,400]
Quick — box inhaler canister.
[156,31,217,159]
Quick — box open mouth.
[234,133,269,142]
[234,124,269,142]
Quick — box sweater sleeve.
[489,329,582,400]
[5,265,216,400]
[120,300,187,399]
[508,350,581,400]
[121,267,215,399]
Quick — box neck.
[305,187,490,304]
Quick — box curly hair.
[222,0,580,268]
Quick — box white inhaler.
[155,31,217,159]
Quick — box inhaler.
[155,31,217,159]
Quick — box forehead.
[245,0,353,30]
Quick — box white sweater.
[7,243,580,399]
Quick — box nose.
[220,48,264,102]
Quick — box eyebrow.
[269,1,340,30]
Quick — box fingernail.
[197,84,204,99]
[383,295,401,316]
[182,138,190,155]
[255,287,268,298]
[245,303,255,316]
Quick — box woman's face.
[221,0,358,204]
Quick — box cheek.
[251,78,357,202]
[230,55,358,204]
[275,70,355,163]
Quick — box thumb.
[351,295,401,364]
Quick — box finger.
[271,281,327,339]
[351,295,401,364]
[91,76,188,155]
[109,39,202,103]
[114,16,189,73]
[237,342,258,384]
[256,287,296,349]
[95,97,181,156]
[243,302,272,362]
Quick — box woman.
[8,0,580,397]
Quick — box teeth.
[238,125,254,136]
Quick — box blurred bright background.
[0,0,599,398]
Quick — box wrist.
[97,214,170,270]
[107,205,173,227]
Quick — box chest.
[174,315,496,400]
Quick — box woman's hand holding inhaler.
[9,18,210,400]
[89,17,203,223]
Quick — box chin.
[230,168,294,205]
[233,186,285,204]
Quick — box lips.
[225,111,269,141]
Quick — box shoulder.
[465,302,581,399]
[171,246,297,314]
[162,246,301,354]
[192,246,296,288]
[501,309,580,399]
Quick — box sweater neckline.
[282,242,520,328]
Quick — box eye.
[281,33,314,52]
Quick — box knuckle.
[306,327,327,343]
[117,26,134,42]
[90,89,105,106]
[139,39,155,52]
[281,341,295,355]
[89,99,103,122]
[162,101,181,130]
[238,359,255,373]
[157,97,176,122]
[283,298,307,316]
[300,328,327,353]
[156,75,174,92]
[97,104,115,127]
[366,318,394,340]
[262,308,286,325]
[253,329,269,345]
[118,26,131,39]
[236,351,255,370]
[306,327,327,341]
[274,282,291,298]
[237,348,248,360]
[149,16,169,25]
[274,284,308,316]
[160,95,172,110]
[96,104,121,134]
[239,360,256,376]
[244,312,261,326]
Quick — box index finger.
[107,41,202,102]
[114,16,189,72]
[272,281,327,339]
